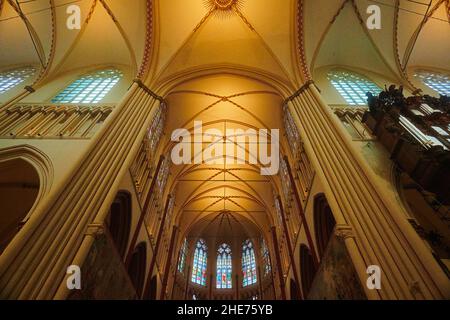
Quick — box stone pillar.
[283,156,318,266]
[0,86,34,113]
[286,82,450,299]
[0,81,164,299]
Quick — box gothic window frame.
[414,70,450,96]
[191,238,208,286]
[328,69,382,106]
[242,239,257,287]
[0,66,36,95]
[216,243,233,289]
[51,68,123,104]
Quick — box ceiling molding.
[350,0,403,84]
[44,0,98,82]
[295,0,311,82]
[7,0,46,69]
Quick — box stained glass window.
[178,238,188,273]
[0,66,36,94]
[328,70,381,105]
[242,239,257,287]
[261,238,271,277]
[191,239,208,286]
[216,243,232,289]
[52,69,122,104]
[415,70,450,96]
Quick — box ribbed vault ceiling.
[305,0,450,86]
[163,74,283,238]
[1,0,448,240]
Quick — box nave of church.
[0,0,449,300]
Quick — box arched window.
[328,70,381,105]
[260,238,271,277]
[242,239,257,287]
[157,156,171,195]
[178,238,188,273]
[280,158,292,205]
[51,69,123,104]
[0,66,35,94]
[191,239,208,286]
[0,158,39,253]
[216,243,232,289]
[415,70,450,96]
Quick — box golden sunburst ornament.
[204,0,244,19]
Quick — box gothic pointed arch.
[0,145,52,254]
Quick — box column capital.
[85,223,105,236]
[334,224,355,240]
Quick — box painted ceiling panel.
[312,3,398,81]
[52,2,133,76]
[155,0,209,76]
[239,0,296,80]
[157,11,289,83]
[406,3,450,71]
[354,0,398,74]
[303,0,346,74]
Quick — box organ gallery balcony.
[363,87,450,205]
[0,103,114,139]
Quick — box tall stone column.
[0,81,164,299]
[286,82,450,300]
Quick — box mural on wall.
[308,235,367,300]
[68,232,137,300]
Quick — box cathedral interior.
[0,0,449,300]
